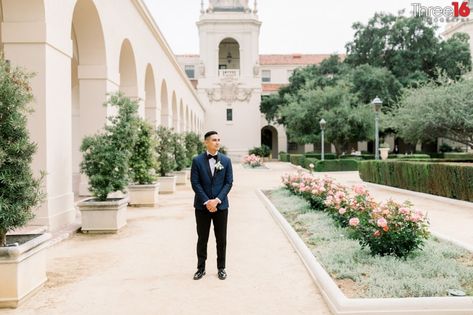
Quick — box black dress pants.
[195,208,228,270]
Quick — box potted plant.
[184,132,204,180]
[128,119,160,207]
[0,59,49,308]
[156,126,177,193]
[379,143,390,160]
[78,93,139,233]
[172,133,189,185]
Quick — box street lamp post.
[319,118,326,161]
[372,96,383,160]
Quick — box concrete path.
[0,162,331,315]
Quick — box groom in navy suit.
[191,131,233,280]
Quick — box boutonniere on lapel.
[215,161,224,171]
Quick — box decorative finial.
[254,0,258,13]
[201,0,204,14]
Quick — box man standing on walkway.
[191,131,233,280]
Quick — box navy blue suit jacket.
[191,152,233,210]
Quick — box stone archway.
[171,91,178,131]
[160,79,170,127]
[119,39,138,99]
[185,106,190,132]
[218,37,240,72]
[261,125,278,159]
[71,0,108,196]
[144,64,158,126]
[179,99,185,132]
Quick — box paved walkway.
[3,161,472,315]
[1,162,331,315]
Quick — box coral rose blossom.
[349,217,360,226]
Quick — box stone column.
[77,65,119,195]
[3,21,75,230]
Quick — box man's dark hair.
[204,131,218,140]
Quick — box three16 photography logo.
[411,1,471,22]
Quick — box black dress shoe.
[193,269,206,280]
[218,268,227,280]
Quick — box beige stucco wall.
[2,0,204,230]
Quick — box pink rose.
[349,217,360,227]
[354,184,366,195]
[377,218,388,228]
[399,207,410,215]
[339,208,347,215]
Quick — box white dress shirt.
[204,151,221,206]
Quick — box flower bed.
[264,188,473,298]
[242,154,264,168]
[282,171,429,258]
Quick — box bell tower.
[197,0,262,159]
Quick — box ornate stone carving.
[206,75,253,104]
[199,61,205,77]
[253,62,260,77]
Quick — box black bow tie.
[207,154,218,160]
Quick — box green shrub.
[129,120,158,185]
[315,159,359,172]
[304,158,318,170]
[305,153,337,160]
[184,132,203,167]
[444,152,473,159]
[171,132,188,171]
[81,93,139,201]
[0,59,44,247]
[290,154,305,166]
[279,152,289,162]
[392,154,431,159]
[219,145,228,155]
[249,145,271,157]
[359,160,473,202]
[156,126,176,176]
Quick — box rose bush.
[281,171,430,258]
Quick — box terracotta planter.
[379,148,390,160]
[173,171,187,185]
[78,197,128,233]
[0,233,51,308]
[128,183,160,207]
[157,175,177,194]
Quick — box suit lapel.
[202,153,213,181]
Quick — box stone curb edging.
[256,189,473,315]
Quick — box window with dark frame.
[226,108,233,121]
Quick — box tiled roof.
[262,84,286,92]
[259,54,344,65]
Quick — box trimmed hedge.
[391,154,431,159]
[444,152,473,160]
[305,153,337,160]
[290,154,306,166]
[315,159,359,172]
[359,160,473,202]
[303,157,318,169]
[279,152,289,162]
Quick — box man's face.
[205,134,220,152]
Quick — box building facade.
[176,0,335,160]
[1,0,205,231]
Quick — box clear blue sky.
[143,0,451,54]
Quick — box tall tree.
[391,78,473,148]
[345,12,471,86]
